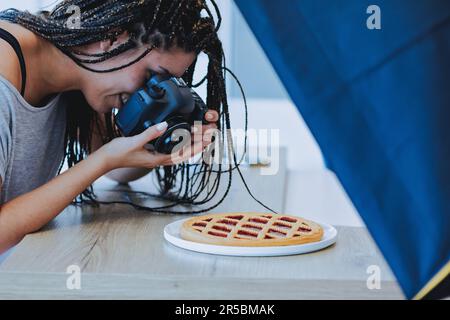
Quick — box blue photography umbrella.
[234,0,450,299]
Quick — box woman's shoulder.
[0,21,39,95]
[0,48,21,94]
[0,22,24,94]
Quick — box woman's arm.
[0,121,212,254]
[0,150,108,253]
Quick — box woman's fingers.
[132,149,172,168]
[124,120,219,167]
[150,138,214,167]
[133,121,168,146]
[165,139,206,165]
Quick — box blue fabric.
[235,0,450,298]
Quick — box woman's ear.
[99,39,112,52]
[99,31,130,52]
[75,39,113,55]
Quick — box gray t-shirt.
[0,74,66,204]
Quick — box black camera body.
[115,74,208,154]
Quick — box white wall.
[228,98,324,170]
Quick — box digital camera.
[115,74,208,154]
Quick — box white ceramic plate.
[164,218,338,257]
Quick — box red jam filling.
[237,230,259,237]
[248,218,269,224]
[279,216,297,223]
[208,231,228,238]
[217,219,238,226]
[212,225,232,233]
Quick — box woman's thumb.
[135,121,168,145]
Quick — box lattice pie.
[180,213,323,246]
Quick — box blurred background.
[0,0,363,226]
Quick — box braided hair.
[0,0,275,214]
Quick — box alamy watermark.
[169,123,281,176]
[66,264,81,290]
[367,5,382,30]
[65,5,81,30]
[366,264,381,290]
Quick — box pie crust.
[180,212,323,247]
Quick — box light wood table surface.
[0,150,404,299]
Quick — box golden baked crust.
[180,213,323,247]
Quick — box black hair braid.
[0,0,277,214]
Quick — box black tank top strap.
[0,28,27,97]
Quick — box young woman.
[0,0,229,254]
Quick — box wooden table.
[0,150,404,299]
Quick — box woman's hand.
[97,109,219,171]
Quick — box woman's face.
[77,38,197,114]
